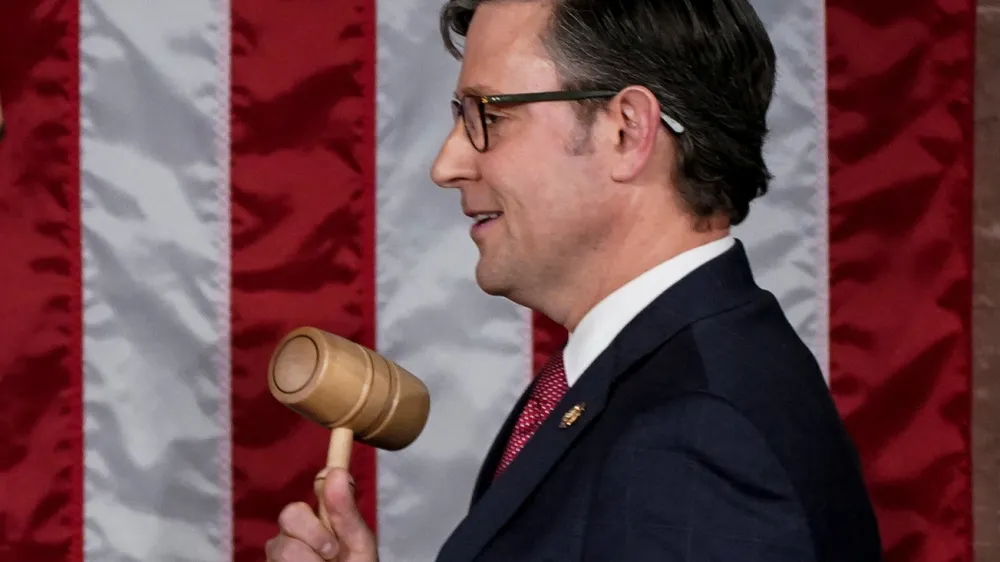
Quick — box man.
[266,0,883,560]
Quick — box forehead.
[456,1,560,95]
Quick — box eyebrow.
[453,84,501,99]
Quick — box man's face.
[431,2,621,305]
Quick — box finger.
[266,534,327,562]
[321,468,377,556]
[277,501,340,560]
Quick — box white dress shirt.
[563,235,736,386]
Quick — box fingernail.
[321,542,335,558]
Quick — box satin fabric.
[0,2,83,561]
[826,1,975,561]
[736,0,833,378]
[229,1,379,560]
[79,1,232,560]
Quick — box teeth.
[474,212,502,223]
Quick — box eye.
[483,112,503,127]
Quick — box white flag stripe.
[374,4,534,562]
[80,1,232,560]
[738,0,830,379]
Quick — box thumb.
[320,468,377,559]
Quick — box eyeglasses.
[450,89,685,152]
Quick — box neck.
[536,217,729,333]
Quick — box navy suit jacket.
[435,241,882,562]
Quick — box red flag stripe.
[826,0,975,560]
[229,0,379,558]
[0,2,83,561]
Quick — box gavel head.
[267,327,430,451]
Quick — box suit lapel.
[436,241,760,562]
[436,347,618,562]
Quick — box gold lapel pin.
[560,403,585,428]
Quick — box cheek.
[483,137,605,241]
[514,174,589,247]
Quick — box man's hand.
[266,468,377,561]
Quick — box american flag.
[0,0,981,560]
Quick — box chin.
[474,263,512,297]
[474,274,506,297]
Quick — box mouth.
[471,211,503,226]
[467,211,504,241]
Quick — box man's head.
[430,0,776,325]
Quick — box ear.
[608,86,662,183]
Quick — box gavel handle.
[314,427,354,531]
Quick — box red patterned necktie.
[494,350,569,477]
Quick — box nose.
[430,121,480,189]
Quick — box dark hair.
[440,0,777,226]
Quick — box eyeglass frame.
[450,89,685,153]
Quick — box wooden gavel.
[267,327,431,528]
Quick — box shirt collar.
[562,235,736,386]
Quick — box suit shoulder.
[602,292,882,560]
